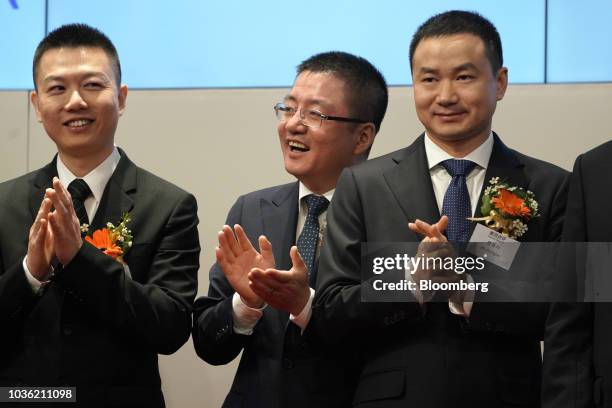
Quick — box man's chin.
[426,129,482,144]
[56,143,113,160]
[284,164,304,180]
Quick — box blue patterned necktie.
[68,178,92,227]
[297,194,329,286]
[440,159,477,242]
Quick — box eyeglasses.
[273,102,368,129]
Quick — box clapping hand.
[249,246,311,316]
[216,224,275,308]
[408,216,463,300]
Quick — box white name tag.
[467,223,520,270]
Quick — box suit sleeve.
[0,260,39,323]
[54,192,200,355]
[310,168,424,345]
[542,155,594,408]
[0,257,40,355]
[0,193,41,348]
[192,195,253,365]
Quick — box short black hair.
[33,23,121,89]
[409,10,503,74]
[297,51,388,133]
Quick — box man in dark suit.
[542,142,612,408]
[311,11,568,407]
[0,24,199,407]
[192,52,388,407]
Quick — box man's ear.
[353,122,376,157]
[118,84,128,115]
[496,67,508,101]
[30,90,42,122]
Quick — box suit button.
[63,327,73,336]
[282,358,294,369]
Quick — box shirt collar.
[56,147,121,202]
[424,132,494,171]
[298,182,334,203]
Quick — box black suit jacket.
[0,150,200,408]
[545,141,612,408]
[192,182,359,408]
[312,134,569,408]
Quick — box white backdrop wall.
[1,83,612,407]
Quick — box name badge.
[467,223,520,270]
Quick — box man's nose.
[64,89,87,111]
[284,109,307,133]
[437,80,458,105]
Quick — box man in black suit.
[192,52,388,407]
[311,11,568,407]
[0,24,199,407]
[542,142,612,408]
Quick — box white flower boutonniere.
[469,178,539,239]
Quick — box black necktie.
[297,194,329,287]
[68,178,92,227]
[440,159,477,242]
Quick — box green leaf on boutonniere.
[514,189,527,199]
[481,194,492,215]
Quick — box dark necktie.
[68,178,92,227]
[441,159,477,242]
[297,194,329,287]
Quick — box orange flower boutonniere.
[82,213,133,263]
[469,177,539,239]
[491,188,532,218]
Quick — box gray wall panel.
[0,92,29,182]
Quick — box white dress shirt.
[232,183,333,334]
[425,132,493,215]
[420,132,493,316]
[24,147,121,292]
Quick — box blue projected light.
[47,0,544,88]
[0,0,45,89]
[547,0,612,83]
[1,1,609,89]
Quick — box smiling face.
[278,71,372,194]
[412,33,507,150]
[31,46,127,165]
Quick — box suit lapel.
[89,150,136,231]
[383,135,440,240]
[469,133,527,237]
[260,182,299,326]
[30,158,59,220]
[381,133,529,242]
[29,151,137,231]
[29,158,64,318]
[260,182,299,271]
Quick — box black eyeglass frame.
[273,102,369,127]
